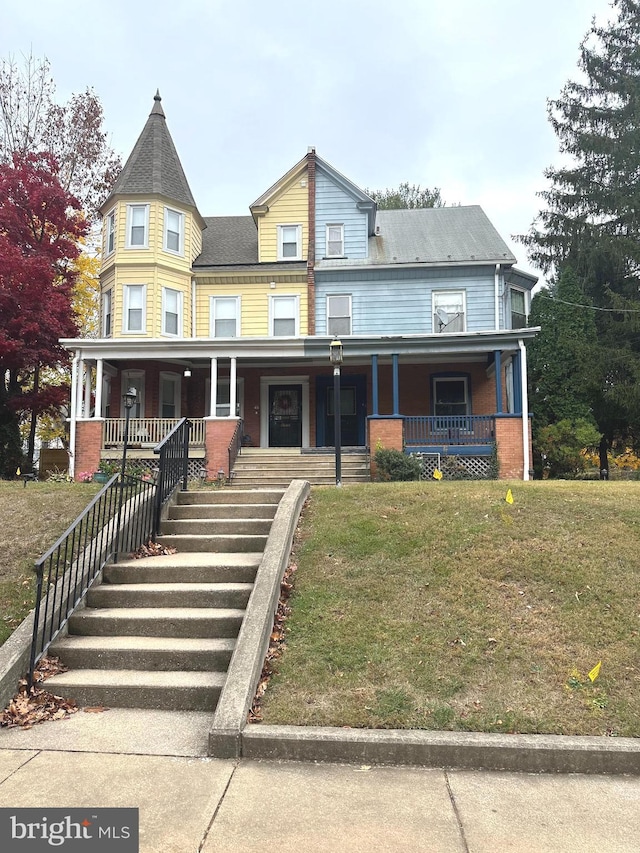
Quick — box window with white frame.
[164,207,184,254]
[270,295,299,336]
[327,294,352,336]
[278,224,302,260]
[210,296,240,337]
[433,290,466,333]
[126,204,149,248]
[106,209,116,255]
[102,289,112,337]
[510,288,527,329]
[205,378,244,418]
[433,376,470,416]
[326,224,344,257]
[123,284,146,333]
[159,372,180,418]
[162,287,182,336]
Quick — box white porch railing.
[102,418,206,448]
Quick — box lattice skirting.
[410,452,495,480]
[101,458,208,481]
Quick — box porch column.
[209,358,218,417]
[512,351,523,413]
[519,340,531,481]
[494,350,503,414]
[69,353,79,478]
[94,359,103,418]
[371,355,379,416]
[84,363,92,417]
[76,358,85,418]
[392,354,399,416]
[229,357,237,417]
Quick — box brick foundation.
[368,417,403,480]
[495,417,533,480]
[205,418,242,480]
[74,420,103,481]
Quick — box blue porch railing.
[404,415,495,447]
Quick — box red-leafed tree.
[0,153,87,477]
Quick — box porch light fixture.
[183,368,192,378]
[330,338,343,487]
[116,387,137,562]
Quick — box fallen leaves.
[131,540,177,559]
[0,657,78,729]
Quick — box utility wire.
[538,294,640,312]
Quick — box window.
[433,290,466,333]
[106,210,116,255]
[326,224,344,257]
[433,377,469,416]
[162,287,182,336]
[327,294,352,336]
[164,207,184,254]
[123,285,146,333]
[102,289,112,337]
[210,297,240,337]
[205,378,244,418]
[126,204,149,248]
[270,295,299,336]
[510,288,527,329]
[159,373,180,418]
[278,224,302,260]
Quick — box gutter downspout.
[518,338,530,481]
[494,263,501,330]
[69,352,79,479]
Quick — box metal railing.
[103,417,206,448]
[228,418,244,479]
[28,473,156,688]
[404,415,495,446]
[153,417,190,534]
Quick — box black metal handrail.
[153,417,190,534]
[228,418,244,480]
[27,473,157,688]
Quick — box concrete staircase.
[231,447,370,488]
[45,489,284,710]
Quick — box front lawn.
[260,480,640,736]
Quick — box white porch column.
[519,339,530,481]
[229,357,237,417]
[94,359,103,418]
[84,363,92,417]
[209,358,218,417]
[69,353,79,478]
[76,359,85,418]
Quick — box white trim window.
[164,207,184,255]
[205,378,245,418]
[159,372,181,418]
[126,204,149,248]
[270,294,299,336]
[277,224,302,260]
[102,289,112,337]
[326,224,344,258]
[105,209,116,255]
[509,288,527,330]
[433,290,466,333]
[327,294,351,336]
[433,376,470,416]
[162,287,182,337]
[123,284,146,333]
[210,296,240,337]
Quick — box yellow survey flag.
[505,488,514,504]
[16,467,20,476]
[433,469,443,481]
[588,661,602,682]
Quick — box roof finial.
[151,90,165,117]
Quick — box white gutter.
[518,338,530,481]
[69,352,79,479]
[495,263,501,330]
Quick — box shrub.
[374,448,422,481]
[535,418,601,478]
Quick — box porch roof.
[61,327,539,364]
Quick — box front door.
[269,385,303,447]
[316,374,367,447]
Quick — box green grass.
[260,480,640,736]
[0,481,101,645]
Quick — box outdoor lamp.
[329,338,343,366]
[329,338,343,488]
[123,387,137,410]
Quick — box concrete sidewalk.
[0,710,638,852]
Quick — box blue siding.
[315,266,497,335]
[315,167,368,259]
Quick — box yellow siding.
[194,276,308,338]
[257,170,309,263]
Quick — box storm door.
[269,385,303,447]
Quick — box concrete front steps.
[46,489,284,711]
[231,447,370,488]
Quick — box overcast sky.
[3,0,616,284]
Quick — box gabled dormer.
[314,155,376,261]
[249,155,310,263]
[98,92,205,339]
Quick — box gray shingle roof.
[194,216,258,266]
[317,206,516,268]
[103,92,197,210]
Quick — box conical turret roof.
[102,91,198,210]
